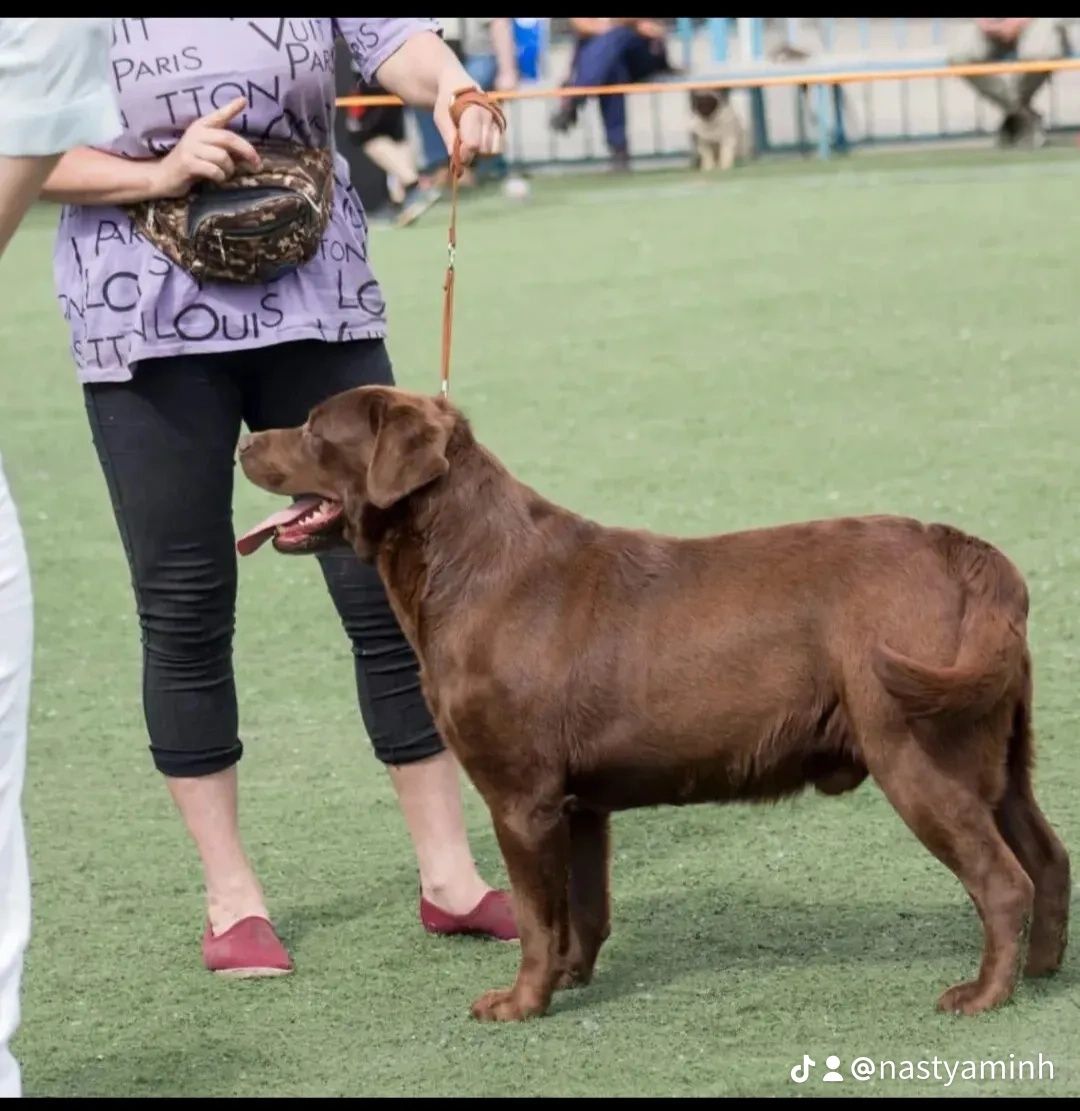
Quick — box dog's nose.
[237,434,256,456]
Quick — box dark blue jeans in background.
[569,27,671,153]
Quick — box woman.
[41,17,515,977]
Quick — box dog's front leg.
[471,800,570,1022]
[719,136,737,172]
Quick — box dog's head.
[237,385,454,558]
[689,89,728,119]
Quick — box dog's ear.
[366,395,451,510]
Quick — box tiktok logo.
[790,1054,816,1084]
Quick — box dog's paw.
[1024,928,1068,977]
[470,986,546,1022]
[936,980,1012,1016]
[554,965,593,991]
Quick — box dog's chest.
[691,107,737,143]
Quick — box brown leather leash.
[440,87,507,399]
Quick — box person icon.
[822,1055,844,1082]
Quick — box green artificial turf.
[2,145,1079,1096]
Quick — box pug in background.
[688,88,748,171]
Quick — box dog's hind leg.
[994,694,1070,977]
[470,797,571,1022]
[557,809,611,990]
[862,727,1033,1015]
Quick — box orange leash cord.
[440,88,507,399]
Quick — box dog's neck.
[369,418,567,652]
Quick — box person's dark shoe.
[550,97,579,133]
[396,182,442,228]
[609,148,632,173]
[997,110,1024,148]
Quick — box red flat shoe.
[202,915,294,978]
[420,889,519,942]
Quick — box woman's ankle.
[205,880,270,935]
[420,870,493,916]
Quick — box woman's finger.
[485,118,503,157]
[189,158,228,184]
[457,136,478,165]
[207,129,262,170]
[461,106,490,162]
[200,96,247,129]
[194,143,236,178]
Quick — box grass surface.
[2,146,1080,1097]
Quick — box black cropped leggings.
[83,338,443,777]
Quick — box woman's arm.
[372,30,476,110]
[40,146,167,205]
[40,97,260,205]
[373,32,504,162]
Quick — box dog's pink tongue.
[236,495,322,556]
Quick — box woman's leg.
[84,355,271,940]
[313,550,493,915]
[242,340,512,925]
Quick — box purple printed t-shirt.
[52,17,440,383]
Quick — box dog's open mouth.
[236,494,344,556]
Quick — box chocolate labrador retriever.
[237,385,1070,1022]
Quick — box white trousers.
[0,457,32,1099]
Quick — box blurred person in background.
[950,18,1070,148]
[0,18,121,1098]
[37,17,515,984]
[550,18,676,171]
[342,63,443,226]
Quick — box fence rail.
[336,58,1080,108]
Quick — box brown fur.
[238,386,1070,1022]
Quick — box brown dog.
[237,385,1070,1022]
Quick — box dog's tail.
[872,525,1029,720]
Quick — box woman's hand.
[149,97,262,199]
[433,84,504,165]
[373,30,508,166]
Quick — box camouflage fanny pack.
[125,141,334,285]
